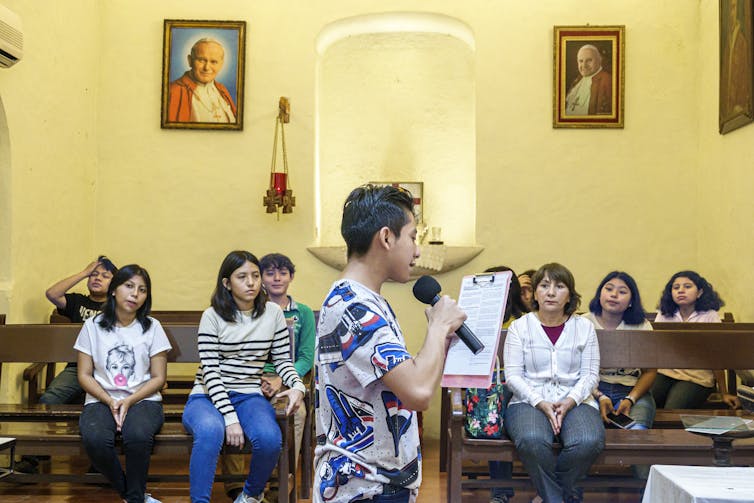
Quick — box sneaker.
[490,496,510,503]
[233,491,263,503]
[144,494,161,503]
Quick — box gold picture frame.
[719,0,754,134]
[553,25,625,128]
[161,19,246,130]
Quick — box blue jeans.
[39,363,85,404]
[80,400,164,503]
[505,402,604,503]
[597,382,655,429]
[182,393,281,503]
[651,373,714,409]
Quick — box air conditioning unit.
[0,3,23,68]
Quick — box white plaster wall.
[697,0,754,322]
[317,21,476,246]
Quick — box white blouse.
[504,313,600,409]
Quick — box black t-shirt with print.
[59,293,103,323]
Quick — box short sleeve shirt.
[314,280,420,502]
[60,293,103,323]
[74,315,172,405]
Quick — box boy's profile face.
[386,211,420,284]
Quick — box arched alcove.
[311,12,481,273]
[0,96,11,312]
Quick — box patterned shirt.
[314,280,420,502]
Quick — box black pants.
[80,400,164,503]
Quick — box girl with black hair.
[582,271,656,430]
[182,250,305,503]
[651,270,739,409]
[75,264,171,503]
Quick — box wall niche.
[310,13,482,275]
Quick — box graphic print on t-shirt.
[106,343,136,387]
[382,390,412,456]
[319,303,388,364]
[371,342,411,379]
[325,385,374,452]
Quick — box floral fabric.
[464,370,506,439]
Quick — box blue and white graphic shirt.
[314,279,420,502]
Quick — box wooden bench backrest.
[651,322,754,331]
[50,310,203,324]
[645,312,735,323]
[491,328,754,370]
[0,324,200,363]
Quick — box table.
[642,465,754,503]
[681,414,754,466]
[0,436,15,479]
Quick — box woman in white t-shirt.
[582,271,656,430]
[75,264,172,503]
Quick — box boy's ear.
[375,226,392,251]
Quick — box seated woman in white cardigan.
[504,263,604,503]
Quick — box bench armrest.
[449,387,464,424]
[22,362,47,382]
[23,363,53,405]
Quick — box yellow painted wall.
[0,0,100,402]
[0,1,749,438]
[697,0,754,323]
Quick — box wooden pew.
[439,320,749,472]
[445,328,754,501]
[0,323,297,501]
[27,310,203,404]
[651,322,754,395]
[645,312,735,323]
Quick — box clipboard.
[441,271,511,388]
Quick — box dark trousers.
[80,400,164,503]
[506,403,605,503]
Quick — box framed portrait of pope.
[161,19,246,130]
[553,25,625,129]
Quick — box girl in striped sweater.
[182,250,305,503]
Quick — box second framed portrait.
[553,25,625,128]
[161,19,246,130]
[719,0,754,134]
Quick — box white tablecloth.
[642,465,754,503]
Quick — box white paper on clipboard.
[441,271,511,388]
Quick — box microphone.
[412,275,484,355]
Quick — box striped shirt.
[190,304,305,426]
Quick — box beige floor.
[0,438,642,502]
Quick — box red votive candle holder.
[271,172,287,195]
